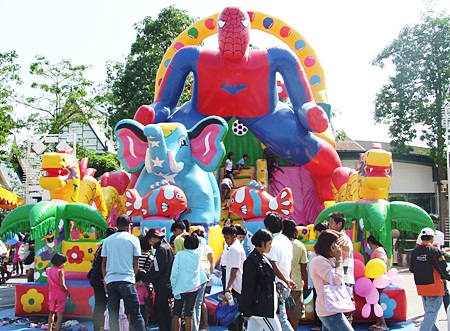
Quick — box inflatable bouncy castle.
[0,7,436,325]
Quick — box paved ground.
[0,266,448,330]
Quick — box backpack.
[18,242,30,261]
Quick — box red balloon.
[354,251,366,264]
[354,259,366,279]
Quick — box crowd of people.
[2,208,450,331]
[81,211,360,331]
[0,232,35,285]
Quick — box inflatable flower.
[67,245,85,264]
[20,288,44,313]
[380,293,397,319]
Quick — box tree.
[0,51,21,158]
[371,13,450,230]
[76,145,120,179]
[104,6,196,129]
[16,55,98,134]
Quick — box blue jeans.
[420,296,442,331]
[193,282,207,331]
[319,313,354,331]
[107,281,145,331]
[276,300,294,331]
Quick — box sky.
[1,0,449,145]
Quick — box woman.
[239,229,281,331]
[88,227,117,331]
[366,235,388,331]
[309,229,354,331]
[307,222,329,331]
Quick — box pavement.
[0,266,448,330]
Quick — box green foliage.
[0,51,21,154]
[103,6,196,129]
[371,14,450,164]
[76,145,120,178]
[16,55,98,134]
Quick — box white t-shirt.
[416,230,445,249]
[225,239,246,294]
[221,178,232,188]
[225,159,233,172]
[265,232,293,286]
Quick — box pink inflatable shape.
[354,251,365,264]
[373,274,390,289]
[355,277,372,297]
[362,303,372,318]
[387,268,398,278]
[374,303,384,318]
[354,259,366,279]
[390,276,405,286]
[366,286,380,304]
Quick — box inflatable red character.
[134,7,341,203]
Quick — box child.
[220,174,234,200]
[47,253,70,331]
[171,234,208,331]
[136,270,150,326]
[236,154,250,170]
[224,152,239,180]
[13,239,24,276]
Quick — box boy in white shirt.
[222,225,246,331]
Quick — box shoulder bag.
[323,269,355,314]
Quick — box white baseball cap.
[420,227,435,236]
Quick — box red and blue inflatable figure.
[137,7,341,203]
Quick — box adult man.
[282,219,308,331]
[410,227,450,331]
[328,212,354,285]
[140,229,174,331]
[171,220,189,254]
[101,215,145,331]
[222,225,246,331]
[264,212,296,331]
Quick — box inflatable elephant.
[115,116,228,225]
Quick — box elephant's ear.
[115,119,148,173]
[189,116,228,172]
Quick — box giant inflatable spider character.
[137,7,341,203]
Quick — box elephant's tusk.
[168,150,184,173]
[145,149,152,173]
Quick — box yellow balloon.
[364,258,386,279]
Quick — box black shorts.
[172,290,199,317]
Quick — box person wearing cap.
[139,228,174,331]
[410,227,450,331]
[101,215,145,331]
[416,215,445,250]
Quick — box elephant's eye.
[178,136,188,147]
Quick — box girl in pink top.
[309,230,354,331]
[367,235,389,331]
[47,253,70,331]
[13,241,24,275]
